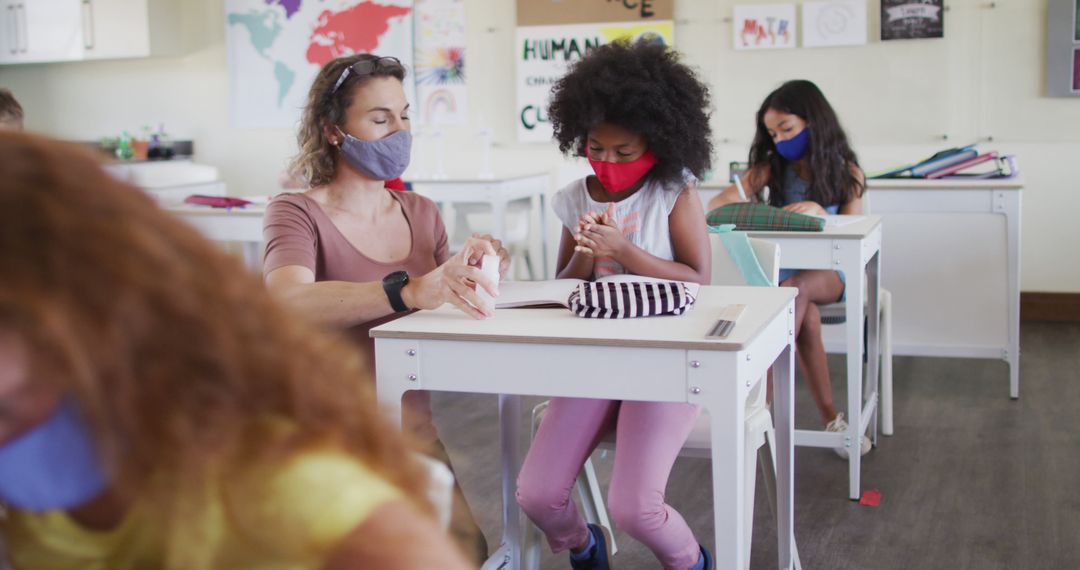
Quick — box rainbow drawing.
[425,89,457,118]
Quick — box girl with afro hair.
[515,40,716,570]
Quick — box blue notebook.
[911,149,980,177]
[871,145,979,179]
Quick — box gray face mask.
[335,127,412,181]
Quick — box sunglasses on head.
[329,56,404,96]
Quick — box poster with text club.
[515,0,674,143]
[880,0,943,41]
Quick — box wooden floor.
[430,322,1080,570]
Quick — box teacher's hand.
[403,257,498,320]
[463,233,511,279]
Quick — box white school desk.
[746,217,884,501]
[165,204,266,270]
[409,173,552,279]
[372,286,798,570]
[863,179,1022,399]
[699,179,1023,399]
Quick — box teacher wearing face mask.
[262,53,506,563]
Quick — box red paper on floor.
[859,489,882,506]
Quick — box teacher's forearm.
[273,280,399,329]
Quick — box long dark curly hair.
[548,39,713,188]
[749,80,863,207]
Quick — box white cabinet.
[0,0,84,64]
[81,0,181,61]
[0,0,180,65]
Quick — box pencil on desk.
[707,304,746,339]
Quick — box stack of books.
[870,146,1018,180]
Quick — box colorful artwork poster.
[1073,48,1080,92]
[881,0,944,41]
[226,0,414,129]
[516,21,673,143]
[733,4,797,51]
[802,0,867,48]
[414,0,467,125]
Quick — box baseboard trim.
[1021,292,1080,322]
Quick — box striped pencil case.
[567,281,696,319]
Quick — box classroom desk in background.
[409,172,552,279]
[166,171,554,278]
[863,179,1022,399]
[166,203,266,270]
[699,179,1023,399]
[372,286,799,570]
[746,216,884,501]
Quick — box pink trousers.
[515,397,703,570]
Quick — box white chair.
[521,233,801,570]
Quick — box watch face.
[386,271,408,286]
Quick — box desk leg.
[483,394,523,570]
[692,352,747,569]
[1000,191,1022,399]
[843,244,864,500]
[241,241,262,272]
[374,340,416,428]
[774,304,796,570]
[867,251,882,447]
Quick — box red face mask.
[587,148,657,193]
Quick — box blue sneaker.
[569,523,614,570]
[698,544,714,569]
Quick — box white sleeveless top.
[552,173,694,278]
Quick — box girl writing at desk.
[515,40,715,570]
[707,79,868,457]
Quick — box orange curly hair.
[0,132,428,517]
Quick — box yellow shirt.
[2,444,402,569]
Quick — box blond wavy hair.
[290,54,407,188]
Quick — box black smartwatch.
[382,271,410,312]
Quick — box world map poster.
[226,0,414,128]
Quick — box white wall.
[0,0,1077,292]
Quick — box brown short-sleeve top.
[262,191,449,365]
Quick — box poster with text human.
[516,22,673,143]
[733,4,797,51]
[414,0,466,125]
[225,0,414,129]
[803,0,867,47]
[880,0,943,41]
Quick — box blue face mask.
[0,398,109,512]
[775,127,811,161]
[336,127,412,181]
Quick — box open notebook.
[493,274,702,309]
